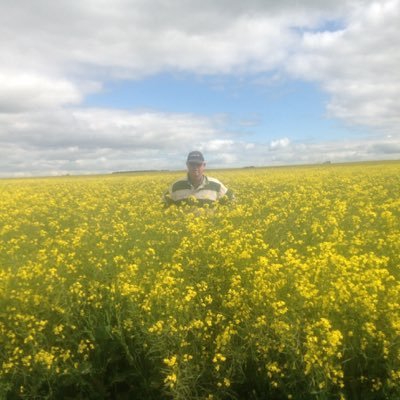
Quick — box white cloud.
[0,0,353,79]
[0,108,221,149]
[288,0,400,134]
[1,106,399,177]
[0,72,83,112]
[203,140,235,152]
[270,138,290,149]
[0,108,229,175]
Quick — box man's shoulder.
[205,176,234,200]
[170,177,191,192]
[205,176,222,184]
[204,176,225,189]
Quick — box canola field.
[1,161,399,400]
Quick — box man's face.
[187,161,205,183]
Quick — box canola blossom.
[0,161,399,399]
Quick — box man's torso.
[168,175,228,205]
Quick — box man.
[164,151,234,206]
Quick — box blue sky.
[1,0,399,176]
[85,72,351,142]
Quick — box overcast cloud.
[0,0,399,176]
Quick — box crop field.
[1,161,399,399]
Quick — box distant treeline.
[112,170,169,174]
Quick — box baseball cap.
[187,151,205,164]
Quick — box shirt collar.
[187,174,208,189]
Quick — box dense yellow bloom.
[1,161,399,399]
[164,355,177,367]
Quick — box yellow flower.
[163,355,177,367]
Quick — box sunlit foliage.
[1,161,399,399]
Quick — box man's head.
[186,151,205,185]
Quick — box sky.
[1,0,400,177]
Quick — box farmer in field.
[164,151,234,207]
